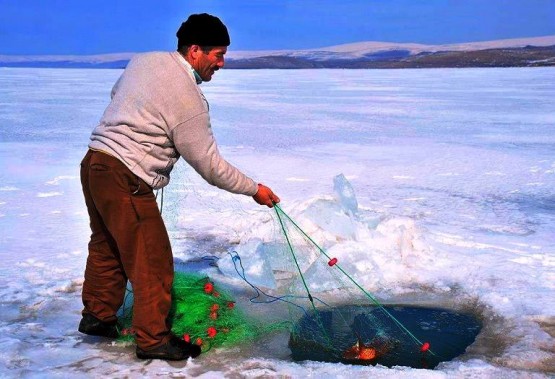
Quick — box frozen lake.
[0,66,554,378]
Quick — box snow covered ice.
[0,67,554,378]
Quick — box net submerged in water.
[289,304,481,368]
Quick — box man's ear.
[189,45,202,60]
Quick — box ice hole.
[289,304,482,369]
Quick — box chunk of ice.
[218,239,277,289]
[333,174,358,215]
[303,199,356,240]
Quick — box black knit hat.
[176,13,230,49]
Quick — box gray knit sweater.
[89,51,258,195]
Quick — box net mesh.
[265,204,422,364]
[117,202,434,364]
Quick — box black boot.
[136,335,201,361]
[78,313,119,338]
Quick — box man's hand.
[253,183,280,208]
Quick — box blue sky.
[1,0,554,55]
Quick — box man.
[78,13,280,361]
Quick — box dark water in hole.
[289,305,481,369]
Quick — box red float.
[207,327,217,338]
[204,282,214,294]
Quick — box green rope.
[274,203,436,356]
[273,204,334,348]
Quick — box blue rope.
[227,251,332,317]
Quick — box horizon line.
[1,34,554,58]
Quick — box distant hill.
[0,53,134,69]
[1,36,554,69]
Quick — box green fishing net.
[117,272,279,352]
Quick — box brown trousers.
[80,149,173,349]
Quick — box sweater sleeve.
[170,112,258,196]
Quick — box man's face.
[192,46,227,82]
